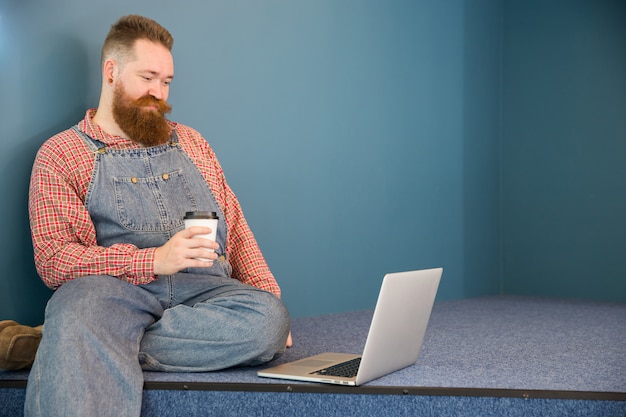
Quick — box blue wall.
[502,0,626,301]
[3,0,622,327]
[0,0,503,324]
[9,0,623,326]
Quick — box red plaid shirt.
[28,109,281,297]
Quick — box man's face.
[111,39,174,146]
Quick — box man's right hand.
[153,227,219,275]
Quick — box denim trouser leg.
[24,274,290,417]
[25,275,160,417]
[139,273,290,372]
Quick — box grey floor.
[144,295,626,396]
[2,296,625,397]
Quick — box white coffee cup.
[183,211,218,261]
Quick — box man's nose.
[148,85,166,100]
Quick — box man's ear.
[103,59,117,85]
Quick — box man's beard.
[112,83,173,146]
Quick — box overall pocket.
[115,169,196,232]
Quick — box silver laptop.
[257,268,442,386]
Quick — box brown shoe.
[0,320,43,371]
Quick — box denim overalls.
[24,127,289,417]
[78,126,231,278]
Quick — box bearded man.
[13,15,291,417]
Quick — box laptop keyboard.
[311,357,361,378]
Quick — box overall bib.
[81,126,231,277]
[24,128,289,417]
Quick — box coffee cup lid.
[184,211,218,219]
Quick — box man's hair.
[101,15,173,68]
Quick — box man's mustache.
[134,95,172,114]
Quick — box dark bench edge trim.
[2,379,624,402]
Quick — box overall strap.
[71,125,106,153]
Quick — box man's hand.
[153,226,219,275]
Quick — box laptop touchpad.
[294,359,334,368]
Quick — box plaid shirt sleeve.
[177,125,282,297]
[28,126,160,290]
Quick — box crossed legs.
[24,274,289,417]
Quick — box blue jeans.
[24,274,290,417]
